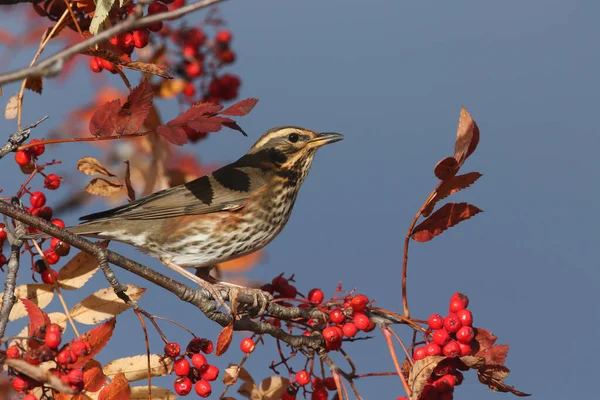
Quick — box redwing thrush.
[26,127,342,307]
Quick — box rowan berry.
[428,313,444,330]
[12,376,28,392]
[183,82,196,97]
[195,379,211,397]
[240,337,255,353]
[342,322,357,338]
[329,308,345,324]
[174,377,192,396]
[443,313,462,333]
[450,292,469,311]
[133,29,149,48]
[174,357,190,376]
[89,57,103,73]
[455,326,475,344]
[68,369,83,384]
[456,309,473,326]
[350,294,369,312]
[308,288,324,304]
[199,364,219,381]
[41,269,58,284]
[6,346,20,359]
[15,150,31,166]
[71,340,88,357]
[30,139,45,156]
[185,62,202,78]
[215,30,232,43]
[413,346,427,361]
[191,353,207,369]
[442,340,461,358]
[425,342,442,356]
[432,328,451,346]
[45,331,62,349]
[353,312,370,330]
[295,370,310,386]
[148,1,168,14]
[164,342,181,358]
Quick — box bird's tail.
[21,222,109,240]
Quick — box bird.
[25,126,343,309]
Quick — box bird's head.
[247,126,343,171]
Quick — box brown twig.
[381,325,411,397]
[16,130,155,152]
[0,0,228,86]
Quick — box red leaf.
[454,107,480,165]
[89,99,121,136]
[156,125,188,146]
[98,372,130,400]
[473,328,498,352]
[216,320,234,356]
[220,98,259,116]
[483,344,509,366]
[83,359,107,392]
[117,79,154,135]
[433,157,459,181]
[20,298,50,349]
[422,172,482,217]
[412,202,482,242]
[71,317,116,368]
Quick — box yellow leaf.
[103,355,173,382]
[69,284,145,324]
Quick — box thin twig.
[381,325,411,397]
[0,0,227,86]
[0,116,48,160]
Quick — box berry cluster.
[410,293,475,400]
[288,373,338,400]
[165,338,219,397]
[5,324,90,397]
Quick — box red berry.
[191,353,207,369]
[51,218,65,228]
[329,308,345,324]
[6,346,20,359]
[308,288,324,304]
[12,376,28,392]
[0,254,7,267]
[100,59,116,73]
[240,337,255,353]
[271,275,288,289]
[456,309,473,326]
[323,377,336,391]
[164,342,181,358]
[433,358,457,376]
[15,150,31,166]
[54,241,71,257]
[413,346,427,361]
[182,45,198,58]
[148,1,168,14]
[442,340,461,358]
[23,395,37,400]
[109,35,119,46]
[322,326,342,343]
[458,342,472,356]
[428,314,444,330]
[433,374,456,391]
[41,269,58,284]
[56,350,72,365]
[443,313,462,333]
[38,206,53,220]
[133,29,149,48]
[147,20,163,32]
[218,49,236,64]
[44,173,61,190]
[453,370,464,386]
[173,357,190,376]
[71,340,88,357]
[186,27,205,47]
[68,369,83,384]
[174,377,193,396]
[45,331,62,349]
[199,364,219,381]
[215,30,232,43]
[30,191,46,208]
[185,62,203,78]
[30,138,45,156]
[279,283,297,298]
[342,322,358,338]
[201,340,213,354]
[312,386,328,400]
[47,323,62,333]
[350,294,369,312]
[455,326,475,344]
[353,312,370,330]
[90,57,104,73]
[183,82,196,97]
[295,370,310,386]
[0,223,6,242]
[438,392,454,400]
[194,379,212,397]
[432,328,451,346]
[449,292,469,311]
[425,342,442,357]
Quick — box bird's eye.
[288,133,299,143]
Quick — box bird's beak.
[308,132,344,148]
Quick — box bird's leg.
[160,258,231,313]
[195,268,273,315]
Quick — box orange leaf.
[24,76,43,94]
[98,372,131,400]
[412,203,482,242]
[422,172,482,217]
[453,107,480,165]
[216,320,234,356]
[433,157,459,181]
[218,250,263,272]
[83,359,107,392]
[21,298,50,349]
[72,317,116,368]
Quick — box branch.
[0,199,26,339]
[0,0,227,86]
[0,116,48,160]
[0,200,326,352]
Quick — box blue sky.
[1,1,598,398]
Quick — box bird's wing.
[79,166,268,221]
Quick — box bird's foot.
[222,284,273,316]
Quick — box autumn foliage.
[0,1,529,400]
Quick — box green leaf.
[90,0,116,35]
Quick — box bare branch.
[0,0,227,86]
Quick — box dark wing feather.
[79,166,267,222]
